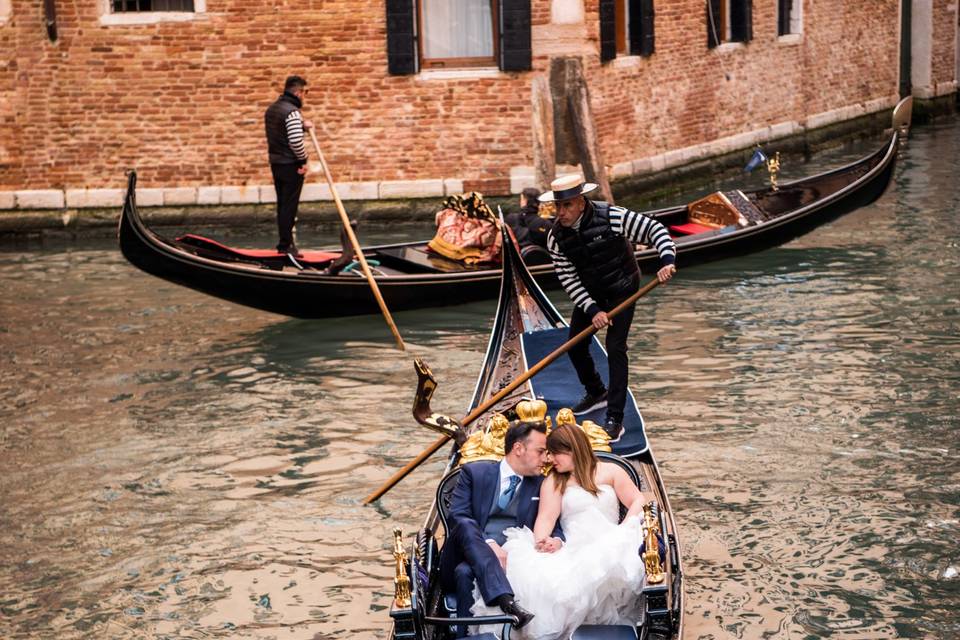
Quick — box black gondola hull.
[119,133,898,319]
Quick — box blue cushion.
[571,624,638,640]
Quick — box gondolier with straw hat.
[543,174,677,440]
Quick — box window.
[419,0,497,68]
[707,0,752,48]
[386,0,531,75]
[112,0,194,10]
[600,0,655,63]
[0,0,10,23]
[777,0,801,36]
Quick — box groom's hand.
[535,537,563,553]
[487,540,508,570]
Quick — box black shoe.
[500,599,535,629]
[572,390,607,415]
[603,418,624,442]
[278,245,303,258]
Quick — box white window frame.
[99,0,206,26]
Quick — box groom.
[440,419,563,636]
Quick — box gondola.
[118,97,911,320]
[386,223,683,640]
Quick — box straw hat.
[538,174,598,202]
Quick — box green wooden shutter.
[731,0,753,42]
[629,0,655,57]
[706,0,721,48]
[600,0,617,62]
[500,0,532,71]
[777,0,791,36]
[386,0,417,75]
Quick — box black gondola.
[118,98,910,320]
[387,222,683,640]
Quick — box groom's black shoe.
[499,599,535,629]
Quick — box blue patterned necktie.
[498,475,521,509]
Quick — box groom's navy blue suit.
[439,461,562,636]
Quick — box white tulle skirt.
[471,513,647,640]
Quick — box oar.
[363,277,662,504]
[307,126,406,351]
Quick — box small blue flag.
[744,147,767,173]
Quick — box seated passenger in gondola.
[471,423,650,639]
[504,188,552,251]
[439,419,561,637]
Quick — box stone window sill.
[713,42,745,53]
[98,0,206,26]
[417,68,503,81]
[777,33,803,45]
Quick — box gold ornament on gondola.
[766,152,781,192]
[642,503,665,584]
[392,528,412,607]
[516,399,548,424]
[581,419,613,453]
[553,409,612,452]
[459,413,510,464]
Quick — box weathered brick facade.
[0,0,956,208]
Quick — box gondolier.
[264,75,313,256]
[543,174,677,440]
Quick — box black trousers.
[271,163,305,252]
[568,296,636,421]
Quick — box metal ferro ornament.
[642,503,665,584]
[392,528,412,608]
[766,152,781,192]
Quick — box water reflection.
[2,120,960,639]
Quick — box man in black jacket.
[542,174,677,440]
[264,75,313,256]
[504,187,551,249]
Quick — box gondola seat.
[571,625,639,639]
[570,624,637,640]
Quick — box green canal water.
[1,118,958,639]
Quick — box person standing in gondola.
[264,75,313,257]
[504,187,552,250]
[542,174,677,441]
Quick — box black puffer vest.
[264,92,303,165]
[553,201,640,304]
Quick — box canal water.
[1,117,958,640]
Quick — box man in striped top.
[542,174,677,440]
[264,75,313,256]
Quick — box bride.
[472,423,650,639]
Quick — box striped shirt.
[547,204,676,315]
[285,111,307,161]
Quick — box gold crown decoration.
[459,413,509,464]
[515,399,548,424]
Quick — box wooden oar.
[363,277,662,504]
[307,127,405,351]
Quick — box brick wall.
[0,0,953,200]
[932,0,959,88]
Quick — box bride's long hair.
[546,424,599,496]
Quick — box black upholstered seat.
[571,624,639,639]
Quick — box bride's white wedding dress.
[471,484,647,639]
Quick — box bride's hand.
[535,537,563,553]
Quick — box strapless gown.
[471,484,647,639]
